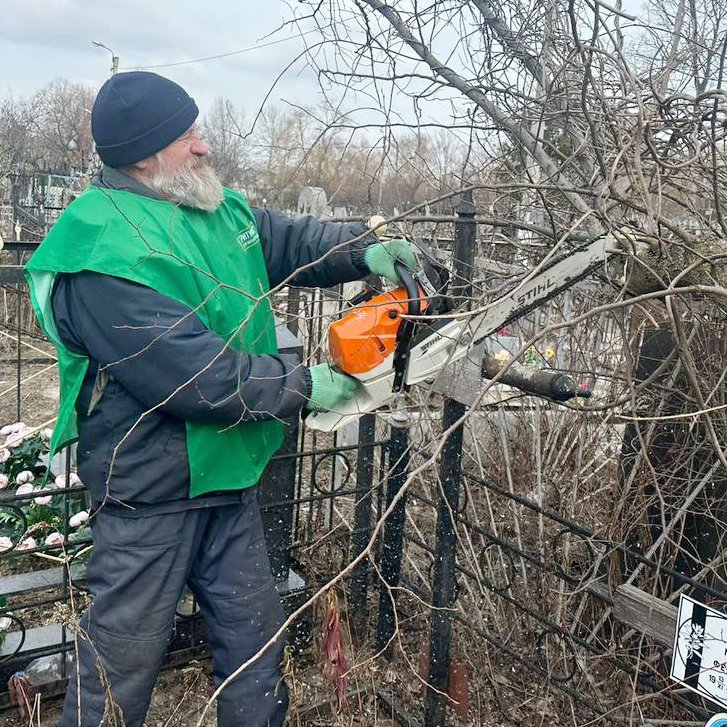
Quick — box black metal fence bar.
[0,266,26,285]
[376,418,410,653]
[349,413,377,639]
[422,404,466,727]
[424,191,477,727]
[463,471,727,599]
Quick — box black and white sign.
[671,594,727,709]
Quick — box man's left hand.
[363,238,419,285]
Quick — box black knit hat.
[91,71,199,168]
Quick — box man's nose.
[191,138,209,156]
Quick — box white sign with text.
[671,594,727,709]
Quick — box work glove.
[307,363,359,412]
[363,238,419,285]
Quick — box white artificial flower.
[16,537,37,551]
[34,489,53,506]
[15,471,34,485]
[54,473,82,489]
[0,474,8,490]
[69,511,89,528]
[41,428,54,441]
[15,483,34,496]
[0,422,24,436]
[0,536,13,551]
[44,532,64,548]
[6,428,30,449]
[0,449,11,464]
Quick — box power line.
[124,32,314,71]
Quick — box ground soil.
[0,658,426,726]
[0,664,217,726]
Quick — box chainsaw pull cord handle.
[392,261,422,391]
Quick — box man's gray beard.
[145,157,224,212]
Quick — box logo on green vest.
[236,223,258,251]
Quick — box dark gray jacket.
[51,168,374,513]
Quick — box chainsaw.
[305,232,626,432]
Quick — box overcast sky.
[0,0,316,117]
[1,0,649,129]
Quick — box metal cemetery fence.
[0,202,726,726]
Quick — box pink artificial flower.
[0,536,13,551]
[15,483,34,497]
[16,537,37,551]
[44,532,64,548]
[0,422,24,436]
[0,449,10,464]
[15,471,34,485]
[55,473,83,488]
[34,489,53,506]
[69,511,89,528]
[4,424,31,449]
[0,474,8,490]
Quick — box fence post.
[349,412,376,639]
[424,190,476,726]
[376,410,410,653]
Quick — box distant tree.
[199,97,250,187]
[28,79,96,174]
[0,95,35,171]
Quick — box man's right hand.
[307,364,358,412]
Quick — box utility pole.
[92,41,119,75]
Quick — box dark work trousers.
[59,488,289,727]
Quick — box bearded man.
[24,71,417,727]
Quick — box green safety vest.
[24,186,284,498]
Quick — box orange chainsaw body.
[329,288,429,375]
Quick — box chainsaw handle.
[394,261,421,316]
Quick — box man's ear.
[120,156,155,182]
[132,157,151,171]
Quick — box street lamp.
[92,41,119,75]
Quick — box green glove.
[308,364,359,412]
[363,238,418,284]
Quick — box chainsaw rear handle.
[394,261,422,316]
